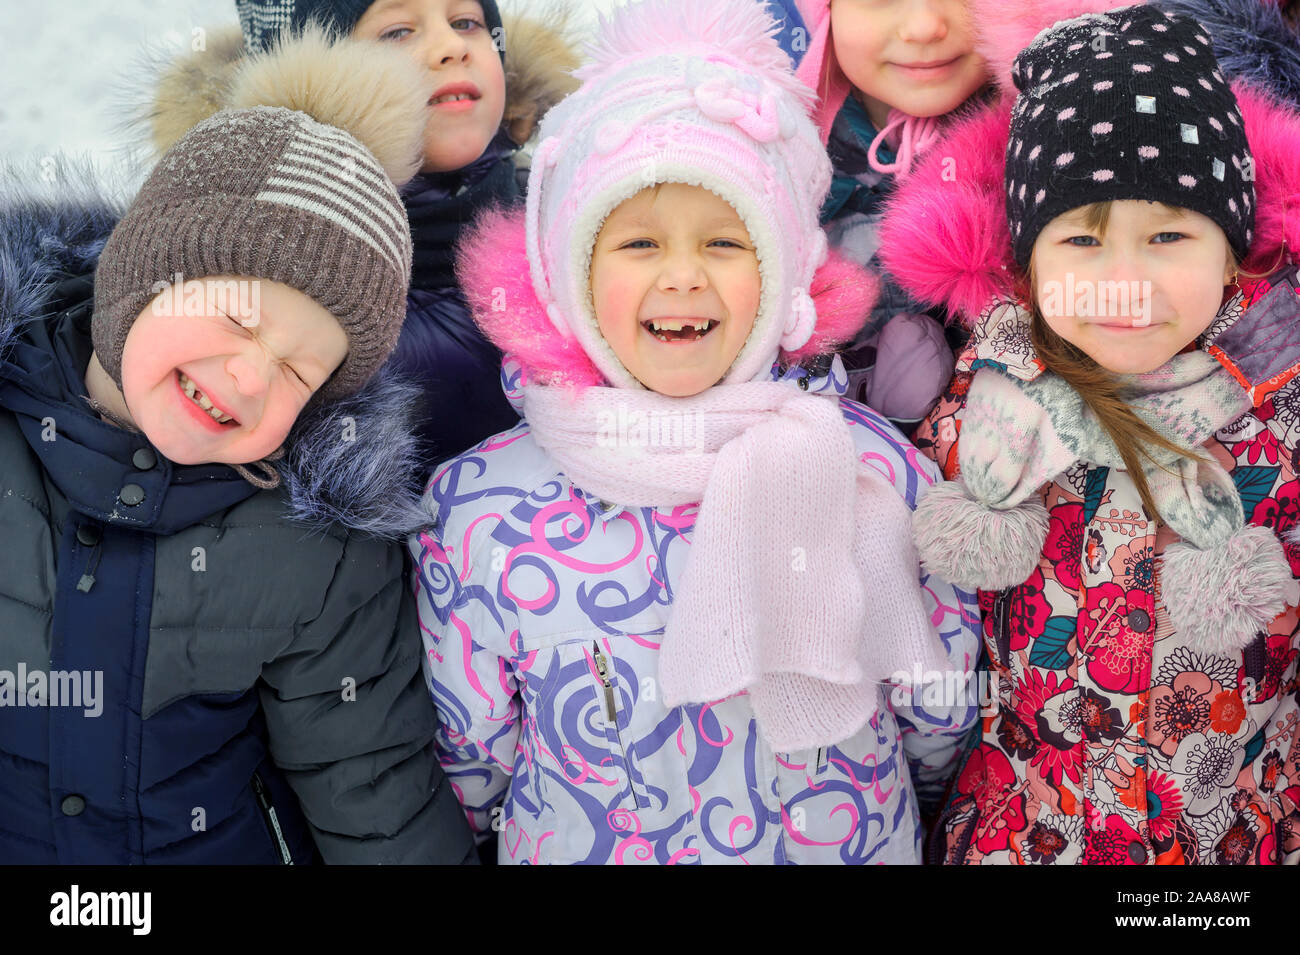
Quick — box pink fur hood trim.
[455,204,879,389]
[878,80,1300,324]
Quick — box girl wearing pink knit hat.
[406,0,980,864]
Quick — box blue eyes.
[618,239,747,250]
[1065,232,1187,246]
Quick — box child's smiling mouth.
[176,370,241,429]
[641,317,720,344]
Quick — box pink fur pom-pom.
[782,249,880,364]
[878,99,1017,324]
[1161,525,1299,656]
[455,206,604,389]
[971,0,1146,94]
[1235,80,1300,276]
[576,0,814,110]
[912,479,1048,591]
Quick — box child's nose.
[657,253,707,293]
[226,350,271,397]
[424,22,472,69]
[898,1,949,44]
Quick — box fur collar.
[0,167,427,539]
[878,80,1300,324]
[455,205,879,390]
[132,10,581,159]
[1154,0,1300,106]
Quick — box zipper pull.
[75,526,103,593]
[592,641,618,724]
[1242,632,1268,703]
[252,772,294,865]
[76,544,103,593]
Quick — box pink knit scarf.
[522,380,950,752]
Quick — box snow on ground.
[0,0,617,174]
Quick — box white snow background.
[0,0,622,180]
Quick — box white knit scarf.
[523,379,950,752]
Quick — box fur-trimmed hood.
[878,79,1300,324]
[135,8,580,158]
[0,169,428,539]
[1153,0,1300,105]
[454,204,879,389]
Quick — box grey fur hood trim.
[0,164,428,539]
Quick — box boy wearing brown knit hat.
[0,32,474,864]
[140,0,582,468]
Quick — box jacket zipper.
[991,588,1013,669]
[592,642,618,723]
[591,641,647,809]
[251,772,293,865]
[1242,632,1268,703]
[811,747,827,775]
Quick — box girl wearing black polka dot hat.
[883,3,1300,865]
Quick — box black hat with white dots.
[1005,4,1254,268]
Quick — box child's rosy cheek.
[595,282,639,325]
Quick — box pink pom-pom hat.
[455,0,879,391]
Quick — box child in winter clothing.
[408,0,980,865]
[0,41,474,863]
[148,0,579,468]
[763,0,991,427]
[894,4,1300,864]
[769,0,1156,430]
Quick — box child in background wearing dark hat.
[0,38,474,863]
[148,0,579,468]
[763,0,993,430]
[891,4,1300,864]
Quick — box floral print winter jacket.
[915,269,1300,865]
[409,357,980,864]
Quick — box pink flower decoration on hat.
[693,77,790,143]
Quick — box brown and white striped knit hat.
[93,103,413,405]
[95,21,436,407]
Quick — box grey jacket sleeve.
[257,531,475,864]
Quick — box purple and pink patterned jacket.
[408,356,980,864]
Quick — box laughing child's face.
[830,0,989,130]
[590,183,762,398]
[353,0,507,172]
[88,277,349,466]
[1031,201,1235,375]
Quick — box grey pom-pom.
[913,480,1048,591]
[1161,524,1299,655]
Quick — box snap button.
[131,447,157,470]
[1127,608,1151,632]
[61,794,86,816]
[118,484,145,507]
[76,525,101,547]
[797,377,810,391]
[1127,840,1147,864]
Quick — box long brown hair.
[1023,202,1226,523]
